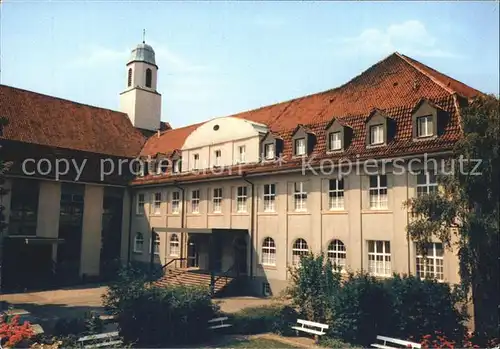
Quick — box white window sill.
[258,211,278,216]
[187,213,201,217]
[167,213,180,217]
[363,209,392,214]
[233,212,249,216]
[322,210,348,215]
[288,211,310,215]
[208,213,223,216]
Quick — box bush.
[52,312,103,337]
[230,304,298,336]
[102,269,219,347]
[330,272,393,346]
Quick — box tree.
[404,95,500,342]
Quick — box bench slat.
[78,331,119,342]
[371,344,395,349]
[208,324,233,329]
[84,340,123,349]
[376,335,421,349]
[291,326,325,336]
[208,317,228,323]
[296,319,329,329]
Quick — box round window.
[213,125,220,131]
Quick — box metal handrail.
[151,257,187,280]
[213,263,237,288]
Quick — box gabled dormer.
[365,109,396,147]
[412,99,448,140]
[325,118,353,152]
[292,124,316,157]
[261,132,283,161]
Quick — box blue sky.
[1,1,498,128]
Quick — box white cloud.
[336,20,460,59]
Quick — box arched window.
[145,68,152,88]
[127,68,132,87]
[170,234,180,256]
[150,232,160,255]
[133,232,144,253]
[327,239,346,270]
[261,237,276,266]
[292,238,309,266]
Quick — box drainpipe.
[359,174,364,272]
[406,170,411,275]
[126,188,134,265]
[242,173,255,279]
[173,181,186,268]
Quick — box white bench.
[77,331,123,349]
[291,318,329,342]
[207,316,232,330]
[371,335,421,349]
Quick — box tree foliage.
[404,95,500,341]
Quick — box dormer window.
[329,132,342,151]
[173,159,181,173]
[295,138,306,156]
[417,115,433,138]
[214,150,221,167]
[238,146,246,163]
[193,153,199,170]
[264,143,275,160]
[369,124,384,145]
[158,158,169,174]
[145,68,152,88]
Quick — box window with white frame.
[329,131,342,151]
[193,154,199,170]
[416,242,444,281]
[292,238,309,266]
[261,237,276,266]
[136,193,145,215]
[152,192,162,215]
[172,159,181,174]
[213,188,222,213]
[238,146,246,163]
[327,239,346,270]
[133,232,144,253]
[214,150,221,167]
[369,124,384,145]
[417,115,434,138]
[158,159,169,174]
[191,189,200,213]
[417,171,438,197]
[172,191,180,214]
[150,232,160,255]
[328,178,344,210]
[293,182,307,211]
[263,184,276,212]
[264,143,275,160]
[236,186,247,212]
[368,240,391,276]
[170,234,180,256]
[369,175,388,209]
[295,138,306,156]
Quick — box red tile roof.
[0,84,145,158]
[133,52,481,186]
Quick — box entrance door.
[187,238,199,268]
[233,237,247,275]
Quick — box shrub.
[385,274,467,343]
[0,313,35,348]
[103,271,219,347]
[229,304,298,336]
[52,312,103,337]
[330,272,393,346]
[287,253,341,323]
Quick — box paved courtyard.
[0,284,277,325]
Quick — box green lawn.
[212,337,298,348]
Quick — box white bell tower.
[119,38,162,132]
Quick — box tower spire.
[142,29,146,44]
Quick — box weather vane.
[142,29,146,44]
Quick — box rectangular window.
[8,179,40,236]
[191,189,200,213]
[368,240,391,276]
[369,175,388,209]
[328,179,344,210]
[264,143,275,160]
[172,191,180,214]
[417,115,433,137]
[193,154,199,170]
[262,282,272,297]
[214,150,221,167]
[416,243,444,281]
[263,184,276,212]
[238,146,246,163]
[236,186,247,213]
[293,182,307,212]
[136,193,145,215]
[369,124,384,145]
[295,138,306,156]
[152,192,162,215]
[172,159,181,174]
[417,171,438,197]
[329,132,342,151]
[213,188,222,213]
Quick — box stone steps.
[154,269,234,295]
